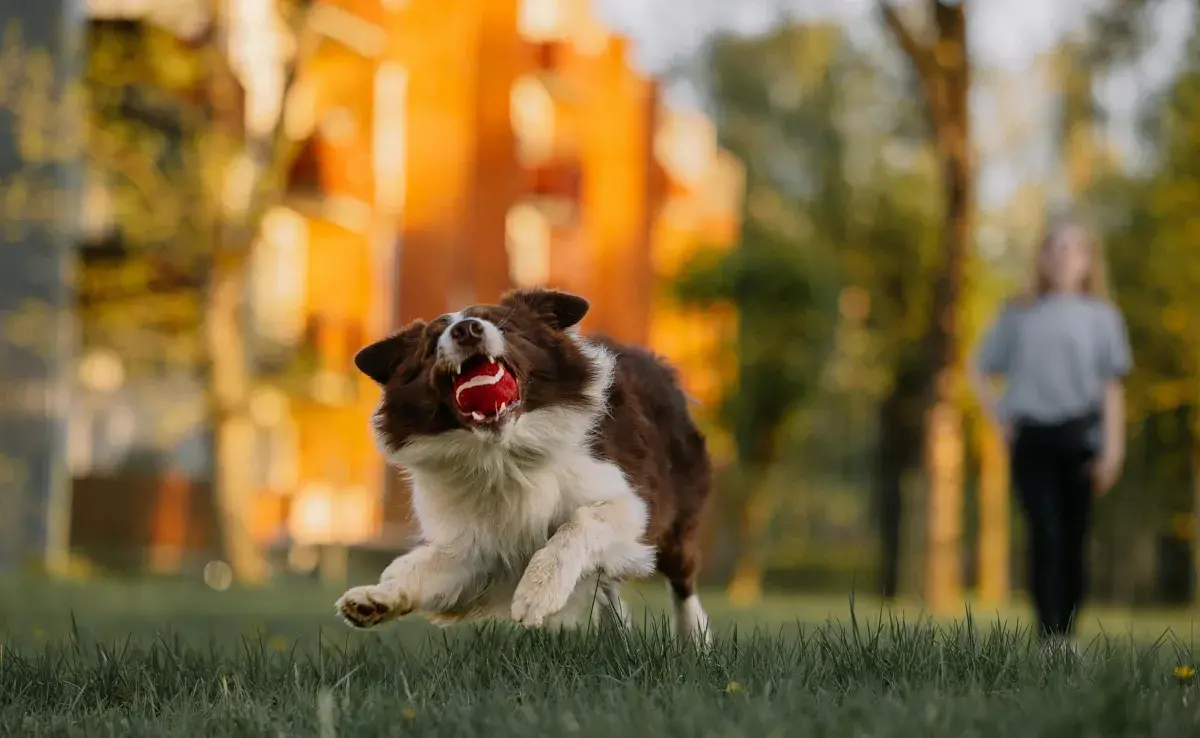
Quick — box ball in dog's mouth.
[452,355,520,425]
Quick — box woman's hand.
[1094,381,1126,496]
[1091,451,1123,495]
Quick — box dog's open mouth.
[452,354,521,427]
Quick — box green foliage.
[675,215,835,457]
[1080,0,1169,71]
[682,22,946,473]
[80,21,214,375]
[676,24,857,465]
[845,162,942,383]
[1096,15,1200,421]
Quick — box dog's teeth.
[498,402,507,414]
[472,412,485,422]
[487,355,496,365]
[454,363,461,375]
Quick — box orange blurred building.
[245,0,743,552]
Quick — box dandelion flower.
[1173,665,1196,680]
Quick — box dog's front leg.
[336,545,476,629]
[511,495,655,627]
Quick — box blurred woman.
[968,216,1132,646]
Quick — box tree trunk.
[1193,404,1200,605]
[876,417,904,599]
[880,0,973,614]
[206,255,267,583]
[726,428,780,606]
[199,0,317,584]
[202,4,266,584]
[976,413,1010,605]
[925,388,964,611]
[1058,41,1098,198]
[876,371,924,599]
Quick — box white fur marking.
[349,335,665,633]
[437,315,506,370]
[674,593,711,648]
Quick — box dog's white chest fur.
[407,432,595,571]
[377,347,655,624]
[339,325,711,644]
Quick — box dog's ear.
[501,288,589,331]
[353,320,426,385]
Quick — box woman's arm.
[1094,304,1132,493]
[967,359,1005,431]
[1093,380,1126,494]
[971,305,1015,436]
[1102,380,1126,464]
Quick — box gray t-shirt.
[975,294,1132,426]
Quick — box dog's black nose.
[449,318,485,346]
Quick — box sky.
[595,0,1196,209]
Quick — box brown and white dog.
[335,288,713,644]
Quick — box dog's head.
[356,288,602,452]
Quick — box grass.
[4,578,1200,736]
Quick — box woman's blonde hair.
[1014,214,1110,305]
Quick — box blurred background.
[1,0,1198,624]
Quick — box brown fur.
[355,288,712,601]
[588,336,712,601]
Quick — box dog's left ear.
[354,320,426,385]
[501,288,589,331]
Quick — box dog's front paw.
[511,547,577,627]
[336,583,413,629]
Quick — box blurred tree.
[1057,38,1102,197]
[1055,0,1170,200]
[1096,11,1200,601]
[853,162,941,600]
[82,20,211,376]
[681,25,844,604]
[675,218,835,604]
[808,33,944,601]
[202,1,314,584]
[0,7,80,571]
[963,239,1016,604]
[689,22,946,601]
[79,2,315,582]
[877,0,972,611]
[1080,0,1169,71]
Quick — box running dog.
[336,288,712,644]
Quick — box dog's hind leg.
[668,579,710,647]
[595,576,632,629]
[665,570,710,647]
[658,519,711,648]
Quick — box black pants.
[1011,412,1099,640]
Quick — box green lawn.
[3,578,1200,736]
